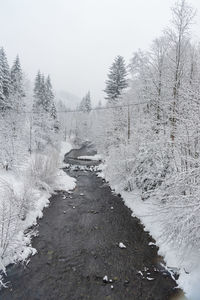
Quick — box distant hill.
[55,90,81,109]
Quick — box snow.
[0,171,51,268]
[97,163,197,299]
[148,242,155,246]
[0,139,76,285]
[77,154,102,161]
[119,242,126,249]
[114,188,197,299]
[53,169,76,191]
[103,275,108,282]
[96,163,106,179]
[59,141,73,167]
[138,271,143,277]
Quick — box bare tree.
[166,0,196,141]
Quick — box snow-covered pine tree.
[45,75,57,119]
[10,55,25,112]
[104,55,128,103]
[39,74,47,110]
[85,91,92,112]
[33,73,57,118]
[33,71,41,105]
[103,56,128,151]
[45,75,59,132]
[75,91,92,143]
[79,91,92,113]
[0,51,28,169]
[0,48,11,110]
[33,72,48,151]
[0,59,4,111]
[32,72,59,151]
[33,72,47,112]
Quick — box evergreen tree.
[0,48,11,110]
[33,72,47,112]
[0,60,4,110]
[10,55,25,111]
[0,48,10,99]
[40,74,47,110]
[33,71,42,103]
[104,55,128,102]
[50,101,57,119]
[10,56,24,97]
[103,56,128,149]
[33,72,57,119]
[45,75,59,130]
[45,75,57,119]
[79,91,92,113]
[32,72,59,150]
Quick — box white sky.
[0,0,199,103]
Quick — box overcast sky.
[0,0,199,104]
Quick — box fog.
[0,0,199,103]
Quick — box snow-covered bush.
[0,177,22,261]
[28,147,60,192]
[134,144,171,199]
[152,168,200,262]
[104,143,136,191]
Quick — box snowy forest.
[0,47,74,279]
[63,0,200,298]
[0,0,200,299]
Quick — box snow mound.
[119,242,126,249]
[53,169,76,191]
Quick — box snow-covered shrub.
[28,147,60,192]
[134,145,171,199]
[105,143,136,191]
[151,168,200,264]
[17,179,37,221]
[0,177,23,262]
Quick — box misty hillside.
[55,90,81,109]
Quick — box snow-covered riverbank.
[97,161,197,300]
[0,141,76,286]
